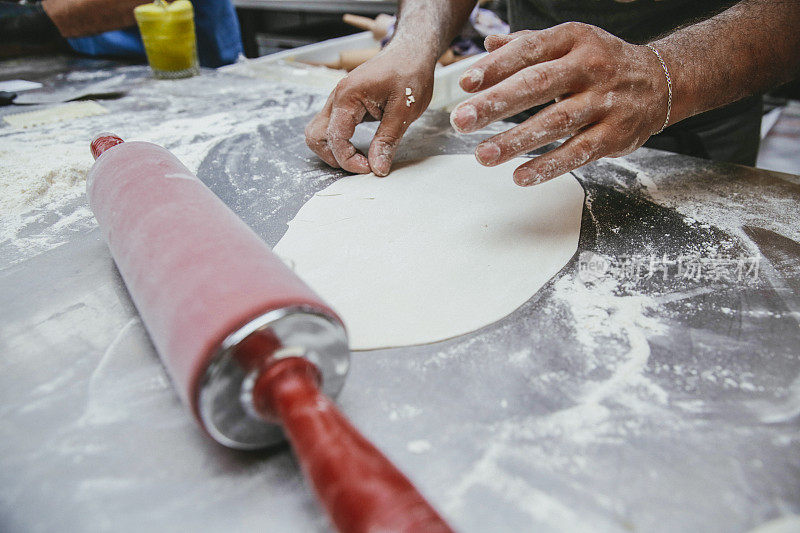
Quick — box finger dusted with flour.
[452,23,667,186]
[304,0,477,177]
[451,0,800,186]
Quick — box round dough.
[274,155,584,350]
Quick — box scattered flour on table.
[388,404,422,421]
[439,156,800,527]
[0,139,90,217]
[599,156,800,246]
[746,515,800,533]
[443,272,671,527]
[553,274,668,407]
[406,440,431,454]
[0,74,321,263]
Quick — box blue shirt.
[67,0,242,68]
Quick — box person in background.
[305,0,800,186]
[0,0,242,68]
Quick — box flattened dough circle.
[274,155,584,350]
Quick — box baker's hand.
[450,22,669,186]
[305,46,435,176]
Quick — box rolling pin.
[298,47,381,72]
[87,134,453,533]
[342,13,394,41]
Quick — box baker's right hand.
[305,47,435,177]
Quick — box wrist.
[383,35,439,71]
[642,43,672,135]
[648,40,698,125]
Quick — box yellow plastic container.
[134,0,199,79]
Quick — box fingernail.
[353,153,371,174]
[475,142,500,166]
[374,155,391,177]
[514,169,552,186]
[451,104,478,132]
[459,69,484,91]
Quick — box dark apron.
[505,0,761,166]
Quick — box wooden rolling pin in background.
[342,13,394,41]
[299,13,470,72]
[320,46,381,72]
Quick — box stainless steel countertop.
[1,59,798,533]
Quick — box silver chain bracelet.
[645,43,672,135]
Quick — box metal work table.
[0,57,798,533]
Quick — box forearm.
[388,0,476,66]
[42,0,145,38]
[652,0,800,125]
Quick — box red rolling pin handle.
[250,353,453,533]
[90,132,125,159]
[89,135,454,533]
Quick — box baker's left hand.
[450,22,668,186]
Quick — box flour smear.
[0,70,322,265]
[442,270,671,528]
